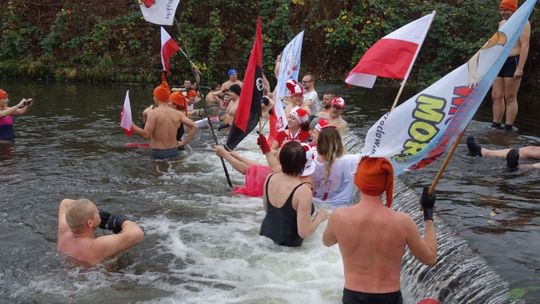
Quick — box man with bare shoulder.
[491,0,531,131]
[221,68,243,91]
[323,157,437,304]
[132,83,196,159]
[57,198,144,266]
[216,84,241,130]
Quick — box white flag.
[120,91,133,137]
[140,0,181,26]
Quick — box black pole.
[172,18,233,188]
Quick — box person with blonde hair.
[311,127,360,208]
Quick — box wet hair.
[211,82,220,90]
[317,127,344,179]
[279,141,307,177]
[66,198,95,232]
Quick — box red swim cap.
[500,0,517,11]
[0,89,8,100]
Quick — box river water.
[0,81,538,303]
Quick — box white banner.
[362,0,536,175]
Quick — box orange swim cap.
[500,0,517,11]
[170,92,187,107]
[0,89,8,100]
[153,86,170,103]
[187,89,198,98]
[354,157,394,208]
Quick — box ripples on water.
[0,82,538,303]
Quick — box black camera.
[23,99,33,106]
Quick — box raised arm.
[57,199,75,238]
[93,213,144,261]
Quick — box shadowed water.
[0,81,538,303]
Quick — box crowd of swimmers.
[0,2,534,302]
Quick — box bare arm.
[403,213,437,266]
[178,113,198,146]
[1,100,28,117]
[94,220,144,261]
[262,174,271,212]
[132,111,156,139]
[57,199,75,238]
[322,211,338,247]
[514,21,531,78]
[296,185,328,239]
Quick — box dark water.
[0,81,538,303]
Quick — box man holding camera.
[0,89,33,142]
[57,198,144,266]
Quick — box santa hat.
[286,79,304,96]
[332,97,345,109]
[354,157,395,208]
[500,0,517,11]
[314,118,335,132]
[301,143,316,177]
[291,106,309,124]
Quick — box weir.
[345,135,518,304]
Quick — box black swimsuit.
[343,288,403,304]
[498,56,519,78]
[259,174,314,247]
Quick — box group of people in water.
[0,1,534,302]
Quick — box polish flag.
[345,12,435,88]
[120,91,133,137]
[160,27,180,74]
[139,0,180,26]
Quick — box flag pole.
[172,18,233,188]
[427,130,465,195]
[390,11,436,111]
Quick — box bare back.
[327,203,410,293]
[146,105,182,149]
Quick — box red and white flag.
[120,91,133,137]
[160,27,180,74]
[345,12,435,88]
[139,0,181,26]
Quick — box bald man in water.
[57,198,144,266]
[323,157,437,304]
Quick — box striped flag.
[160,27,180,74]
[346,12,435,88]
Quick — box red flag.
[160,27,180,74]
[345,12,435,88]
[226,17,263,150]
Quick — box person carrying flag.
[132,81,194,159]
[490,0,531,132]
[323,157,438,304]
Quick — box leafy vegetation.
[0,0,538,88]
